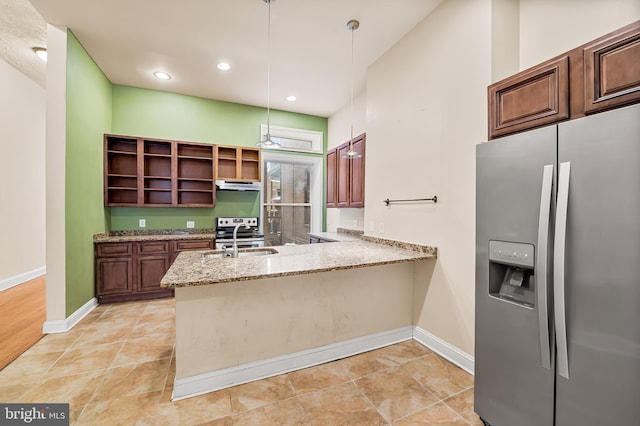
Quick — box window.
[259,125,324,154]
[261,152,322,245]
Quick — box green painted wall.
[109,191,260,230]
[110,85,327,230]
[65,31,112,316]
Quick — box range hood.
[215,180,262,191]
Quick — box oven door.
[215,239,265,250]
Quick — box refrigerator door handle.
[537,164,553,370]
[555,161,571,379]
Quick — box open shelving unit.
[214,145,262,182]
[177,144,214,206]
[143,140,173,206]
[104,135,218,207]
[105,136,139,206]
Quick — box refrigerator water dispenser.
[488,240,535,307]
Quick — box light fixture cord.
[266,0,271,136]
[349,22,355,150]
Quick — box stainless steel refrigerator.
[475,103,640,426]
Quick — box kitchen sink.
[200,248,279,259]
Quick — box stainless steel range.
[215,217,264,250]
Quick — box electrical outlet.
[369,221,375,232]
[186,221,195,229]
[138,219,146,228]
[379,222,385,234]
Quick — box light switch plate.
[186,221,195,229]
[139,219,146,228]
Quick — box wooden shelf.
[178,144,213,159]
[105,135,216,207]
[215,145,261,182]
[105,135,271,207]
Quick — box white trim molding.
[172,326,413,401]
[413,326,475,375]
[0,267,46,292]
[42,297,98,334]
[261,151,324,235]
[259,124,324,154]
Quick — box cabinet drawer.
[96,243,133,257]
[136,241,170,255]
[583,22,640,114]
[489,56,569,139]
[172,239,214,252]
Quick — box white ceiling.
[0,0,47,87]
[19,0,442,117]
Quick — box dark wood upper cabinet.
[336,144,351,208]
[488,20,640,139]
[326,134,366,208]
[326,149,337,208]
[583,22,640,114]
[349,135,366,208]
[105,135,216,207]
[214,145,262,182]
[489,56,569,139]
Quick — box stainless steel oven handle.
[554,162,571,379]
[537,164,553,370]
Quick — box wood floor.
[0,275,46,370]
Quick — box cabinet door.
[326,149,337,208]
[96,257,133,297]
[583,22,640,114]
[349,136,365,208]
[137,255,170,293]
[488,56,569,139]
[336,144,350,208]
[170,239,214,263]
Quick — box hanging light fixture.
[341,19,363,159]
[257,0,281,149]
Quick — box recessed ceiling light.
[33,47,47,62]
[286,95,297,102]
[217,62,231,71]
[153,71,171,80]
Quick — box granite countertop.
[161,236,437,288]
[309,227,365,242]
[93,229,216,243]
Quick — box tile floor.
[0,299,482,425]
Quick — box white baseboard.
[413,326,474,375]
[42,297,98,334]
[0,267,46,292]
[172,326,413,401]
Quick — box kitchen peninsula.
[161,235,437,400]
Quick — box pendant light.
[341,19,363,159]
[257,0,281,148]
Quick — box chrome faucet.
[229,223,250,258]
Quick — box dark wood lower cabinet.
[137,256,170,294]
[96,257,134,297]
[95,238,214,303]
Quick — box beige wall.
[45,25,68,321]
[0,57,46,283]
[348,0,638,359]
[326,91,366,232]
[519,0,640,69]
[364,0,493,355]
